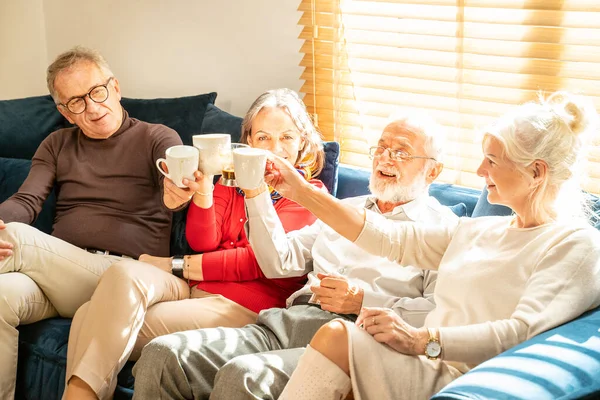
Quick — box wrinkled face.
[369,122,434,203]
[54,61,123,139]
[248,107,306,166]
[476,136,531,210]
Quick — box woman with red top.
[63,88,326,400]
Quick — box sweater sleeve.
[0,137,56,224]
[439,228,600,366]
[354,210,457,271]
[201,181,325,281]
[185,185,231,252]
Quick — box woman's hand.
[139,254,172,274]
[355,307,429,356]
[264,154,311,200]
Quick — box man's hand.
[355,307,429,356]
[139,254,172,274]
[264,154,311,201]
[161,164,214,210]
[310,272,364,315]
[0,219,13,261]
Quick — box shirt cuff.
[244,189,272,217]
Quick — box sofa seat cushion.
[432,306,600,400]
[17,318,134,400]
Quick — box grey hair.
[484,91,599,224]
[241,88,325,177]
[46,46,113,102]
[385,111,447,164]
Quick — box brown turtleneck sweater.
[0,110,182,258]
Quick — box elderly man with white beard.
[132,116,460,400]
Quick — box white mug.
[156,145,199,188]
[192,134,231,176]
[233,147,268,189]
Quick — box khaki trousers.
[66,260,258,400]
[0,222,122,400]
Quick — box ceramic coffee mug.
[192,134,231,176]
[156,145,199,188]
[232,147,268,189]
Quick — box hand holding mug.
[156,145,199,188]
[264,154,311,199]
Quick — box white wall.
[0,0,48,99]
[3,0,303,116]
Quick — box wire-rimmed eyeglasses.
[58,77,114,114]
[368,146,437,162]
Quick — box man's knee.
[0,273,45,325]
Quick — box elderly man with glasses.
[132,116,459,400]
[0,46,182,400]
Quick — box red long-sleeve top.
[185,180,324,313]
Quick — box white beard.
[369,168,429,203]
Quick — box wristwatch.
[424,328,442,360]
[171,255,185,279]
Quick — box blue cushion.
[0,157,56,234]
[471,186,513,218]
[121,92,217,146]
[429,183,481,217]
[200,103,243,143]
[432,306,600,400]
[449,203,468,217]
[336,165,371,199]
[0,95,69,160]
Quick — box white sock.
[279,345,352,400]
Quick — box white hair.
[484,91,599,223]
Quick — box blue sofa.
[1,94,599,400]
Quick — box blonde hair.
[484,91,599,223]
[240,88,325,177]
[47,46,113,102]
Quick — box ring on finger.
[372,317,377,325]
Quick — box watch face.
[172,258,185,268]
[426,341,442,358]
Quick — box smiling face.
[369,121,439,203]
[54,60,123,139]
[477,136,533,213]
[248,107,306,165]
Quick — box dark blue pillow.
[472,186,513,217]
[336,165,371,200]
[0,157,56,234]
[122,92,217,146]
[0,95,69,160]
[200,103,242,143]
[320,141,340,196]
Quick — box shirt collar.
[365,192,430,222]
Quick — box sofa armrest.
[432,307,600,400]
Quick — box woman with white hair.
[64,88,326,400]
[262,91,600,400]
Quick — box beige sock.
[279,345,352,400]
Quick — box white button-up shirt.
[246,192,459,327]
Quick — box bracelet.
[195,184,215,196]
[184,255,190,284]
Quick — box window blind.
[298,0,600,192]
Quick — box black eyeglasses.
[58,77,114,114]
[368,146,436,162]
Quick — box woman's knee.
[310,319,349,350]
[98,260,146,285]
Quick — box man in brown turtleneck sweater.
[0,46,182,400]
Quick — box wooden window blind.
[298,0,600,192]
